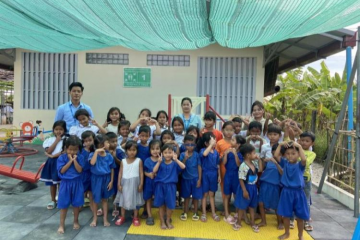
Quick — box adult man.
[54,82,93,132]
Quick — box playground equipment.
[0,126,38,157]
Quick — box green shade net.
[0,0,359,52]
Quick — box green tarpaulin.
[0,0,359,52]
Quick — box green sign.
[124,68,151,88]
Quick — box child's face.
[230,136,239,148]
[173,121,184,134]
[246,150,258,161]
[102,140,110,150]
[267,132,281,144]
[66,145,79,156]
[204,119,215,128]
[139,111,150,125]
[184,140,196,152]
[110,110,120,122]
[138,131,150,144]
[83,136,94,149]
[285,147,299,163]
[162,134,173,144]
[249,128,261,139]
[77,115,90,127]
[157,113,167,126]
[223,125,234,139]
[162,148,174,161]
[299,136,314,150]
[150,144,161,158]
[126,146,137,158]
[233,122,242,134]
[108,137,118,150]
[119,125,130,137]
[188,129,198,139]
[53,126,64,137]
[252,105,264,119]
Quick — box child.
[160,130,180,156]
[223,135,246,224]
[180,135,202,221]
[231,117,247,137]
[233,143,262,233]
[275,141,309,240]
[137,125,152,162]
[199,132,221,222]
[246,121,266,153]
[242,101,272,134]
[201,111,223,142]
[156,110,169,136]
[186,125,200,153]
[115,141,145,226]
[257,124,284,229]
[143,140,162,225]
[40,120,66,210]
[130,108,161,143]
[172,116,185,147]
[118,120,131,150]
[56,136,84,234]
[69,109,106,138]
[299,131,316,231]
[89,134,116,227]
[80,131,95,208]
[103,107,122,133]
[153,143,186,229]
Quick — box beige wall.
[13,44,264,131]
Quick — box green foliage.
[313,130,328,162]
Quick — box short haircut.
[161,143,174,152]
[149,139,161,149]
[138,125,151,135]
[64,135,82,150]
[204,111,216,121]
[74,109,90,119]
[232,117,242,124]
[267,123,282,135]
[160,130,175,141]
[222,121,234,130]
[118,120,130,130]
[124,140,137,151]
[240,143,255,157]
[184,134,196,142]
[300,131,316,142]
[105,132,118,139]
[81,130,95,141]
[249,121,262,131]
[280,142,300,155]
[69,82,84,91]
[234,135,246,145]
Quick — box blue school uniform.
[234,161,259,210]
[200,148,220,193]
[224,152,243,196]
[81,149,91,192]
[143,157,158,201]
[57,153,85,209]
[137,143,150,162]
[180,151,202,200]
[113,148,126,193]
[154,161,183,209]
[277,160,309,220]
[89,152,116,203]
[40,136,64,185]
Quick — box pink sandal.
[132,217,141,226]
[115,216,125,226]
[223,215,236,225]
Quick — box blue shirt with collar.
[54,101,94,132]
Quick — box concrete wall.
[13,44,264,131]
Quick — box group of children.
[39,100,316,240]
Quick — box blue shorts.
[234,183,258,210]
[202,170,218,193]
[91,174,114,204]
[82,170,91,192]
[181,177,202,200]
[57,178,84,209]
[224,170,239,196]
[143,178,155,201]
[259,181,280,210]
[277,187,309,221]
[154,183,176,209]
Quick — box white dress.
[114,158,144,210]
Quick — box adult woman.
[175,97,202,131]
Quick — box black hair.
[106,107,124,123]
[149,139,162,149]
[75,109,90,120]
[271,143,279,152]
[234,135,246,145]
[184,134,196,143]
[240,143,255,158]
[232,117,242,124]
[91,134,108,152]
[267,123,282,135]
[249,121,262,131]
[81,130,95,141]
[156,110,168,121]
[204,111,216,122]
[69,82,84,92]
[138,108,152,118]
[172,116,184,129]
[118,120,130,132]
[198,132,215,149]
[105,131,118,139]
[181,97,192,106]
[52,120,66,133]
[161,143,174,153]
[251,100,264,113]
[160,130,175,142]
[290,121,302,129]
[64,135,82,151]
[280,142,300,155]
[138,125,151,135]
[124,140,138,151]
[186,125,200,138]
[222,121,234,130]
[300,131,316,142]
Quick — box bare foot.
[57,226,65,234]
[160,222,167,230]
[278,233,290,240]
[166,219,174,229]
[257,221,267,227]
[90,220,97,227]
[104,221,111,227]
[298,235,304,240]
[73,222,80,230]
[277,223,284,230]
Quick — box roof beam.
[319,33,343,41]
[283,40,317,52]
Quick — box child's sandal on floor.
[132,217,141,226]
[232,223,241,231]
[115,216,125,226]
[252,225,260,233]
[304,221,313,231]
[200,214,207,222]
[223,215,236,225]
[112,210,119,217]
[192,213,200,221]
[212,213,220,222]
[97,208,103,216]
[290,220,295,229]
[47,201,56,210]
[180,213,187,221]
[146,217,154,225]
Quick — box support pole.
[355,27,360,218]
[168,94,172,130]
[347,46,354,166]
[317,51,358,194]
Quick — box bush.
[313,130,328,163]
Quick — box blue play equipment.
[352,217,360,240]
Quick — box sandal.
[97,208,103,216]
[200,213,207,222]
[115,216,125,226]
[192,213,200,221]
[212,213,220,222]
[146,217,154,226]
[180,213,187,221]
[290,220,295,229]
[223,215,236,225]
[112,210,119,217]
[232,223,242,231]
[304,221,313,231]
[132,217,141,226]
[252,225,260,233]
[47,201,56,210]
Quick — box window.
[21,52,78,110]
[147,54,190,66]
[86,53,129,65]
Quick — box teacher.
[175,97,202,131]
[54,82,94,132]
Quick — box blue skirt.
[39,157,60,185]
[224,170,239,196]
[258,181,280,210]
[91,174,114,204]
[234,183,258,210]
[57,178,84,209]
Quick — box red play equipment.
[0,155,44,183]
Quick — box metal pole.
[318,51,358,194]
[347,46,354,166]
[355,27,360,218]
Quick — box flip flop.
[223,215,236,225]
[232,223,242,231]
[212,213,220,222]
[146,217,155,226]
[180,213,187,221]
[112,210,119,217]
[192,213,200,221]
[47,201,56,210]
[97,208,103,216]
[252,225,260,233]
[200,213,207,222]
[304,222,313,231]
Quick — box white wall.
[13,44,264,131]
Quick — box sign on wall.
[124,68,151,88]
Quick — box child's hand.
[132,136,139,142]
[273,118,281,125]
[157,154,163,162]
[120,137,127,144]
[73,154,77,162]
[91,119,99,126]
[45,152,54,158]
[173,152,178,161]
[268,158,277,164]
[118,185,122,193]
[55,134,62,142]
[149,119,157,124]
[107,181,113,191]
[138,184,143,192]
[209,137,216,146]
[103,120,109,127]
[96,148,106,153]
[224,149,231,155]
[243,190,250,200]
[196,179,201,188]
[265,112,272,120]
[149,172,155,179]
[230,148,237,154]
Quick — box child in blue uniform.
[56,136,85,234]
[137,125,151,162]
[40,120,66,210]
[199,132,221,223]
[275,141,309,240]
[223,135,246,225]
[143,139,162,226]
[180,135,202,221]
[118,120,131,150]
[153,143,186,230]
[130,108,161,143]
[89,134,116,227]
[233,143,263,233]
[69,109,106,138]
[80,131,95,208]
